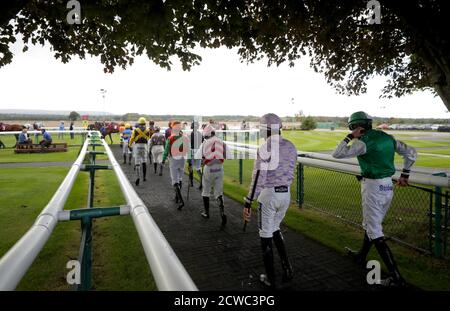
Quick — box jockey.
[243,113,297,289]
[332,111,417,287]
[188,120,204,190]
[195,124,231,227]
[148,120,158,164]
[162,121,189,210]
[164,121,173,139]
[148,126,166,176]
[129,117,150,186]
[121,123,133,164]
[119,122,126,147]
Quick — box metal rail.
[0,138,89,290]
[225,141,450,188]
[102,139,197,291]
[0,132,197,291]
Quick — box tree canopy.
[69,110,80,121]
[1,1,449,111]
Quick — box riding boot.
[197,169,203,190]
[346,232,372,268]
[154,163,157,174]
[179,180,182,189]
[189,170,194,187]
[217,195,227,226]
[135,164,140,186]
[174,184,179,203]
[159,164,163,176]
[373,237,405,287]
[201,196,210,218]
[273,230,293,282]
[123,154,126,164]
[175,183,184,210]
[128,154,132,165]
[260,237,276,289]
[142,163,147,181]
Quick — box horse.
[88,122,119,144]
[101,122,120,144]
[0,122,23,132]
[0,122,25,147]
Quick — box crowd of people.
[120,112,417,290]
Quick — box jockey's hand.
[243,207,251,222]
[396,176,409,187]
[243,197,252,222]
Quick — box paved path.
[111,145,378,291]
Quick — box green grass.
[0,145,110,163]
[91,171,155,290]
[418,149,450,155]
[0,165,155,290]
[0,146,80,163]
[0,167,83,290]
[282,130,450,168]
[0,133,87,148]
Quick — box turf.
[0,167,156,290]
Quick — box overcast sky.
[0,40,448,118]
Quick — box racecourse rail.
[1,129,449,290]
[0,130,197,291]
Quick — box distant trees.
[301,116,317,130]
[69,111,80,121]
[122,113,141,121]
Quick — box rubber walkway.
[111,145,378,291]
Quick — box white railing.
[0,132,197,291]
[101,139,197,291]
[225,141,450,188]
[0,138,89,290]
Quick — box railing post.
[78,216,93,291]
[239,159,243,185]
[444,191,449,257]
[296,162,304,208]
[77,137,98,291]
[432,172,446,258]
[434,185,443,258]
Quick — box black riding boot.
[373,237,405,287]
[174,184,179,203]
[189,170,194,187]
[217,195,227,226]
[201,196,210,218]
[260,237,276,289]
[273,230,293,282]
[346,232,372,267]
[175,183,184,210]
[123,154,126,164]
[197,169,203,190]
[142,163,147,181]
[128,154,132,165]
[159,164,163,176]
[154,163,157,174]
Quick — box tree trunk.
[385,2,450,112]
[434,77,450,112]
[418,44,450,112]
